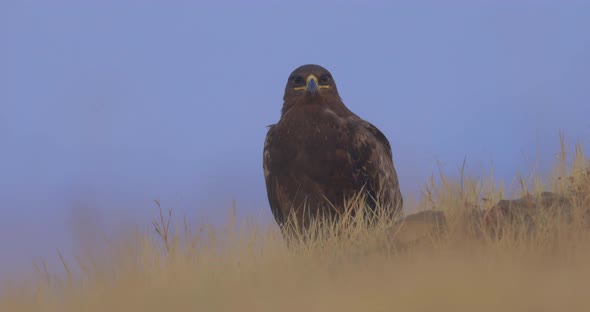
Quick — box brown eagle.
[263,64,403,237]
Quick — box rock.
[482,191,585,238]
[388,210,447,246]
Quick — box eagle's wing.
[262,125,286,227]
[353,119,403,214]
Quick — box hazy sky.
[1,1,589,276]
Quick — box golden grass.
[2,136,590,312]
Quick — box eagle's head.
[283,64,341,102]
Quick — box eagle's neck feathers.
[280,95,351,120]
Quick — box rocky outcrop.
[483,191,590,238]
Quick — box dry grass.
[2,136,590,312]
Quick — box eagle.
[263,64,403,239]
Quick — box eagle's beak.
[306,75,318,96]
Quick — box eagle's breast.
[288,106,353,174]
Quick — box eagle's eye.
[291,76,305,84]
[319,75,331,85]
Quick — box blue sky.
[1,1,589,276]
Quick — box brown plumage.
[263,64,403,238]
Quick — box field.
[2,138,590,312]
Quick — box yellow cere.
[292,74,330,91]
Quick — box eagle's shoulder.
[350,117,393,159]
[265,123,277,133]
[263,123,277,148]
[361,120,391,147]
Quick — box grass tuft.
[1,136,590,311]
